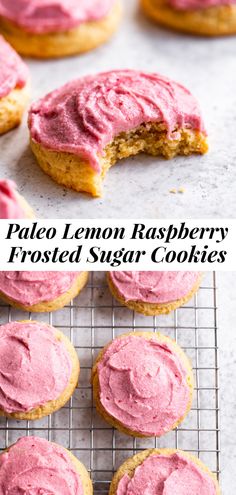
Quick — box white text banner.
[0,219,234,271]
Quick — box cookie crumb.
[178,187,185,194]
[169,188,177,194]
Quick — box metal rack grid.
[0,271,220,491]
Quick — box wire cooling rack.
[0,271,220,491]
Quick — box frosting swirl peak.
[0,0,116,34]
[117,452,217,495]
[97,334,192,436]
[0,271,80,306]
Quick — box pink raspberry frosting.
[109,271,200,304]
[97,335,191,436]
[0,35,28,99]
[0,436,83,494]
[0,179,26,219]
[169,0,236,9]
[29,70,206,173]
[0,271,80,306]
[117,452,217,495]
[0,321,72,413]
[0,0,116,34]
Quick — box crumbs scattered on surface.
[169,187,185,194]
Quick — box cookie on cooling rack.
[141,0,236,36]
[92,332,194,437]
[0,271,88,312]
[28,69,208,197]
[0,320,79,420]
[0,436,93,494]
[107,271,202,316]
[0,179,34,218]
[109,448,220,495]
[0,35,29,135]
[0,0,122,58]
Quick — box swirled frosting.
[169,0,236,9]
[117,452,217,495]
[0,0,116,34]
[0,271,80,306]
[109,271,200,304]
[97,335,191,436]
[0,321,72,413]
[0,180,26,219]
[0,436,83,494]
[0,35,28,99]
[29,70,206,173]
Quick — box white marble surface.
[218,271,236,493]
[1,0,236,218]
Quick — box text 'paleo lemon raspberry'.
[28,69,208,197]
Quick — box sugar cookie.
[0,271,88,312]
[141,0,236,36]
[92,332,194,437]
[0,320,79,420]
[0,0,122,58]
[29,70,208,197]
[0,35,29,135]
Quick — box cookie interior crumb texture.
[31,122,208,197]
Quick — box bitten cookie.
[109,449,220,495]
[0,35,29,135]
[107,271,202,316]
[28,70,208,198]
[141,0,236,36]
[0,271,88,312]
[0,436,93,495]
[0,179,34,218]
[0,320,79,420]
[92,332,194,437]
[0,0,122,58]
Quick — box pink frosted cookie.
[0,179,34,218]
[107,271,202,315]
[141,0,236,36]
[0,0,122,58]
[0,271,88,312]
[0,35,29,135]
[28,69,208,197]
[0,436,92,494]
[0,320,79,420]
[92,332,194,437]
[110,449,220,495]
